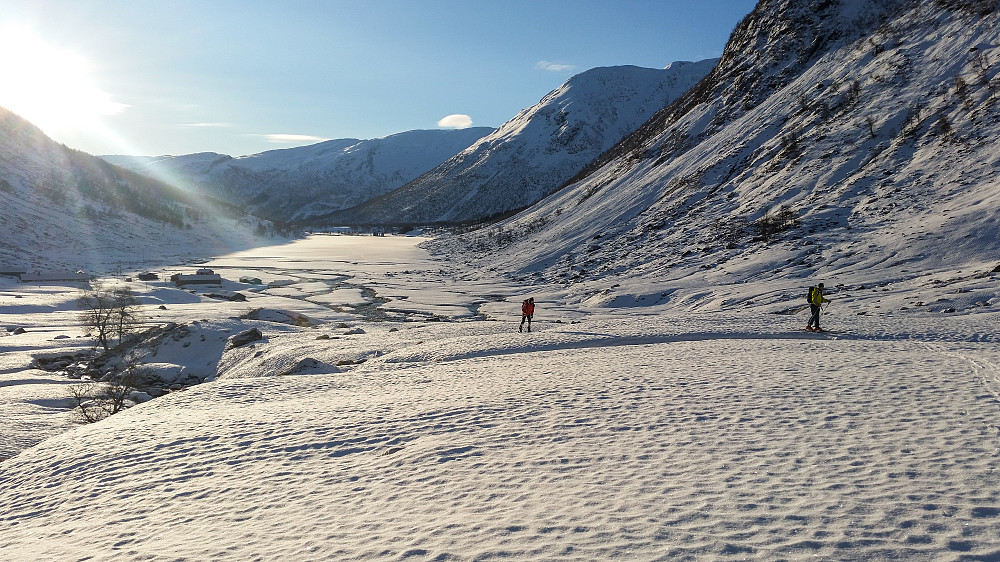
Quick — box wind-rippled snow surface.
[3,315,1000,560]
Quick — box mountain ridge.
[104,128,494,223]
[432,0,1000,301]
[0,106,265,272]
[314,61,719,226]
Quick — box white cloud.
[535,60,577,73]
[437,114,473,129]
[264,134,330,143]
[181,122,232,128]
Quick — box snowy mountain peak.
[316,60,719,226]
[435,0,1000,298]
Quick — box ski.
[803,328,840,337]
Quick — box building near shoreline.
[172,269,223,286]
[18,270,90,283]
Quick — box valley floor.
[1,235,999,560]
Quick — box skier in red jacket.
[520,297,535,332]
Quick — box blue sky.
[0,0,757,157]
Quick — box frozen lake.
[206,234,439,274]
[200,234,529,322]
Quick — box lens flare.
[0,26,128,137]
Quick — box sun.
[0,26,127,136]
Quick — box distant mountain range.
[103,127,494,223]
[312,61,718,226]
[107,61,717,228]
[0,53,716,271]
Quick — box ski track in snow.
[0,372,77,459]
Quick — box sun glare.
[0,26,127,136]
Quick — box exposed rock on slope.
[435,0,1000,293]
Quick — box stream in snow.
[0,234,528,460]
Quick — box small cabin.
[171,270,223,286]
[18,270,90,283]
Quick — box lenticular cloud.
[437,114,473,129]
[265,133,330,143]
[535,60,576,72]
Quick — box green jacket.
[810,287,830,306]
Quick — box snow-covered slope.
[434,0,1000,300]
[0,107,266,273]
[319,61,718,226]
[104,128,494,222]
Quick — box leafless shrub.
[900,104,926,139]
[934,113,954,139]
[988,77,1000,101]
[779,127,802,158]
[846,80,864,108]
[68,352,148,423]
[754,205,800,242]
[954,76,971,107]
[713,215,750,246]
[973,51,992,79]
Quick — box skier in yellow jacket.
[806,283,831,332]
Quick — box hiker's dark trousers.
[520,314,532,331]
[808,305,821,328]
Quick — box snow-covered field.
[2,234,1000,560]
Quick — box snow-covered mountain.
[316,61,718,226]
[435,0,1000,298]
[0,107,265,273]
[104,128,494,223]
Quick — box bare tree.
[68,352,147,423]
[78,282,143,352]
